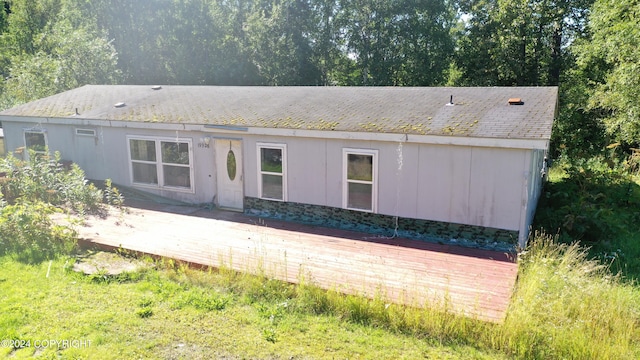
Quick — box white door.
[216,139,243,210]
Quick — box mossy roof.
[0,85,558,139]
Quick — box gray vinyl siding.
[1,121,218,204]
[2,120,531,234]
[244,135,527,232]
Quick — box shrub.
[534,157,639,243]
[0,151,104,214]
[0,150,118,261]
[0,200,77,263]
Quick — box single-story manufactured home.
[0,85,557,250]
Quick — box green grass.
[0,255,507,359]
[499,234,640,359]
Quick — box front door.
[216,139,243,210]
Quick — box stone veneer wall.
[244,197,518,251]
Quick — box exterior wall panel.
[2,121,218,204]
[520,149,546,246]
[417,144,472,224]
[468,148,525,231]
[377,141,419,219]
[286,138,327,206]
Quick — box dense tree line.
[0,0,638,157]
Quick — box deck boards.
[71,202,518,322]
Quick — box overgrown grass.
[498,233,639,359]
[0,254,505,359]
[0,151,104,214]
[0,200,77,263]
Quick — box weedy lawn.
[0,255,506,359]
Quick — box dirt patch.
[72,249,154,276]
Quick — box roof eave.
[0,115,551,150]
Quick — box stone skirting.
[243,197,518,251]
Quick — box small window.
[128,137,194,191]
[75,128,96,137]
[257,143,287,201]
[24,130,47,158]
[343,149,378,212]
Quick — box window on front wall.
[24,130,47,156]
[257,143,287,201]
[128,137,193,191]
[343,149,378,212]
[161,141,191,188]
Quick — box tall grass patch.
[499,234,640,359]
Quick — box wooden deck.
[72,201,518,322]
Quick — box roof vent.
[151,86,162,90]
[446,95,455,106]
[114,102,126,108]
[508,98,524,105]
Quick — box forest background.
[0,0,638,162]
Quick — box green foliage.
[336,0,455,86]
[135,307,153,319]
[454,0,593,87]
[0,0,459,88]
[0,151,123,262]
[573,0,640,145]
[550,69,608,160]
[0,200,76,262]
[0,0,121,107]
[243,277,296,304]
[103,178,124,208]
[245,0,322,85]
[534,158,640,243]
[0,151,104,214]
[171,287,230,311]
[500,234,640,359]
[136,297,154,319]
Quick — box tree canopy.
[573,0,640,144]
[0,0,639,155]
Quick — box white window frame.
[342,148,378,212]
[75,128,96,137]
[127,136,195,193]
[257,143,287,201]
[23,129,48,159]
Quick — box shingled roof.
[0,85,558,140]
